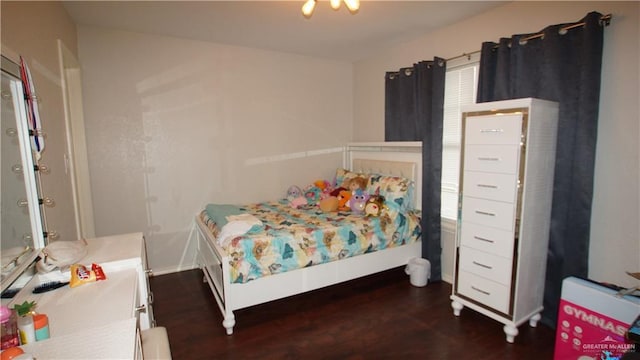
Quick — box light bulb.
[302,0,316,18]
[330,0,341,10]
[344,0,359,13]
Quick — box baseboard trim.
[151,264,198,277]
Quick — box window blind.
[441,56,479,220]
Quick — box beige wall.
[1,2,80,244]
[353,1,640,287]
[76,27,353,273]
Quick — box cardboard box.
[554,277,640,359]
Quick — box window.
[441,55,479,220]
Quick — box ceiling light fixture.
[302,0,360,19]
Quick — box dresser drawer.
[464,114,523,145]
[459,246,513,286]
[462,171,517,203]
[463,144,520,174]
[461,196,516,231]
[460,222,515,259]
[457,270,510,314]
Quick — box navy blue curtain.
[477,12,606,327]
[385,58,446,281]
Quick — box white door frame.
[58,40,95,239]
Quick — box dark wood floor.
[150,268,556,359]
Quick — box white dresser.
[79,232,155,330]
[450,98,559,343]
[8,233,155,358]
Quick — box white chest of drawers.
[80,232,155,330]
[450,98,559,343]
[8,232,154,358]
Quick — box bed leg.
[223,314,235,335]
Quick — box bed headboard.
[344,142,422,211]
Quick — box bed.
[192,142,423,335]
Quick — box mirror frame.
[1,55,46,292]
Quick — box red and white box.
[554,276,640,359]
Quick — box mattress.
[200,200,421,283]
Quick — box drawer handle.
[477,157,500,161]
[475,210,495,217]
[471,286,491,296]
[480,128,504,133]
[473,235,494,244]
[477,184,498,189]
[136,304,147,313]
[472,261,493,270]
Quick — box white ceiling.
[62,1,505,62]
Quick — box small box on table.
[554,277,640,359]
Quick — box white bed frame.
[193,142,423,335]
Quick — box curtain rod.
[445,13,612,63]
[446,51,481,62]
[519,13,611,43]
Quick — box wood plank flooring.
[150,268,556,359]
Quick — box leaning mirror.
[1,55,45,294]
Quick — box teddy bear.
[365,195,386,217]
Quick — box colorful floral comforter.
[200,200,421,284]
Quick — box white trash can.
[405,257,431,287]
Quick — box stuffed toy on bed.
[348,189,369,215]
[337,189,351,210]
[286,185,302,201]
[319,196,339,212]
[286,185,307,208]
[365,195,386,217]
[331,176,367,198]
[303,184,323,205]
[289,196,307,208]
[314,180,331,191]
[344,176,367,192]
